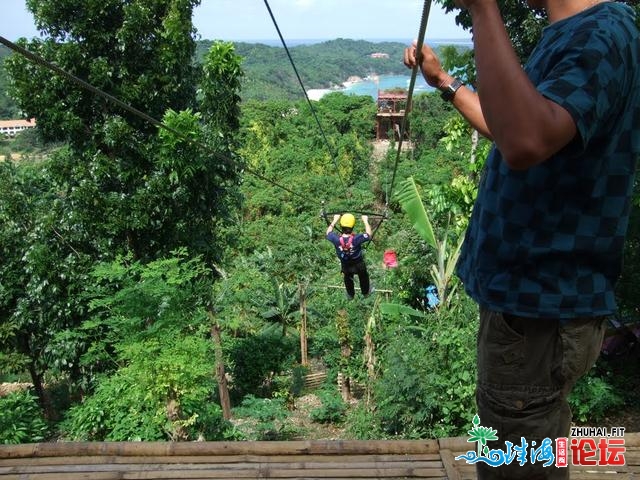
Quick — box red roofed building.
[0,118,37,137]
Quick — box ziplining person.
[326,213,374,299]
[404,0,640,478]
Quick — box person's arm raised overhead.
[452,0,576,170]
[326,214,341,235]
[361,215,372,237]
[404,41,492,140]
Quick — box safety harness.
[338,234,355,261]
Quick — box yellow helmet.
[339,213,356,229]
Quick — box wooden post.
[363,296,382,406]
[208,310,232,420]
[299,283,308,367]
[166,396,188,441]
[336,309,351,401]
[364,317,375,405]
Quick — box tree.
[261,277,300,337]
[199,41,243,137]
[60,251,229,441]
[1,0,243,416]
[439,0,547,63]
[0,46,20,119]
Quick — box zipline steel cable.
[262,0,351,196]
[311,0,431,239]
[1,0,433,233]
[386,0,433,207]
[0,35,314,203]
[360,0,434,244]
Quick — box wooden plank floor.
[0,434,637,479]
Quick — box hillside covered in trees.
[198,39,415,101]
[1,0,638,445]
[1,38,459,118]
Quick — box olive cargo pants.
[475,309,606,480]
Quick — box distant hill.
[196,38,472,101]
[0,39,469,119]
[197,38,412,101]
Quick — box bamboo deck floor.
[0,433,638,479]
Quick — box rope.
[2,0,434,242]
[0,35,313,203]
[385,0,433,207]
[262,0,349,195]
[314,0,434,243]
[323,210,388,218]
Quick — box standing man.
[326,213,374,299]
[405,0,640,478]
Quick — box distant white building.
[0,119,36,137]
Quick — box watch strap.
[440,78,463,102]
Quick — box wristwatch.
[440,78,463,102]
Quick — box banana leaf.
[395,176,437,249]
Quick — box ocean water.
[342,74,433,99]
[253,37,471,100]
[282,38,469,100]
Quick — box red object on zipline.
[383,249,398,268]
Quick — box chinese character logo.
[455,414,626,469]
[467,414,499,457]
[455,415,554,467]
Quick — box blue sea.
[299,38,469,100]
[342,74,433,99]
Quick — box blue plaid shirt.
[456,2,640,318]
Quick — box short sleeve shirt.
[456,2,640,318]
[327,232,370,263]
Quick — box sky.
[1,0,471,42]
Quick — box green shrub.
[310,388,347,424]
[60,334,229,441]
[227,330,299,401]
[345,403,386,440]
[372,296,478,439]
[569,371,624,424]
[0,390,49,444]
[232,395,299,440]
[60,372,167,441]
[373,331,438,438]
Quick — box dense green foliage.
[0,0,638,444]
[59,252,231,441]
[1,0,242,425]
[371,297,478,439]
[568,369,625,424]
[0,39,460,119]
[0,390,49,443]
[0,46,20,119]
